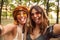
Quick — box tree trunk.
[6,5,7,19]
[0,0,4,24]
[56,0,59,24]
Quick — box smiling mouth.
[35,19,39,22]
[20,18,26,21]
[34,17,41,22]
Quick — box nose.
[20,14,24,19]
[20,12,24,17]
[21,14,24,17]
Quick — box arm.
[53,24,60,35]
[0,24,17,36]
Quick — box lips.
[35,18,39,23]
[35,17,39,21]
[21,18,25,21]
[18,17,27,24]
[21,18,26,22]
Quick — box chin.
[21,23,25,25]
[36,23,40,24]
[36,22,41,24]
[21,22,26,25]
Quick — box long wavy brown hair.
[29,5,49,34]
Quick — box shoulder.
[53,24,60,34]
[46,25,53,32]
[4,23,17,28]
[6,23,17,26]
[46,24,60,38]
[53,24,60,28]
[45,25,53,34]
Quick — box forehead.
[17,10,27,14]
[31,9,37,13]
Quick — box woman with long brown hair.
[0,6,29,40]
[26,5,60,40]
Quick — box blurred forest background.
[0,0,60,40]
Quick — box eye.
[36,12,40,15]
[31,13,34,16]
[23,13,27,16]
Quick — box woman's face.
[31,9,42,24]
[17,11,27,25]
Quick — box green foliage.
[48,13,53,19]
[2,11,12,18]
[49,3,55,7]
[7,12,12,16]
[42,0,46,5]
[24,0,29,2]
[31,0,40,3]
[10,4,16,10]
[49,8,52,12]
[3,0,9,5]
[2,12,7,17]
[8,0,12,3]
[0,0,1,3]
[55,0,59,2]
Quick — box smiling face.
[31,9,42,25]
[17,11,27,25]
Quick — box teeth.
[21,18,26,22]
[35,18,39,22]
[21,18,24,21]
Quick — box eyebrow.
[15,10,27,14]
[18,10,27,12]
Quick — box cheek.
[24,16,27,20]
[25,16,27,18]
[31,16,34,20]
[38,14,41,17]
[17,15,21,19]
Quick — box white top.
[13,24,24,40]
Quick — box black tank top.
[26,26,60,40]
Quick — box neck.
[35,24,40,29]
[33,24,40,33]
[19,24,24,29]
